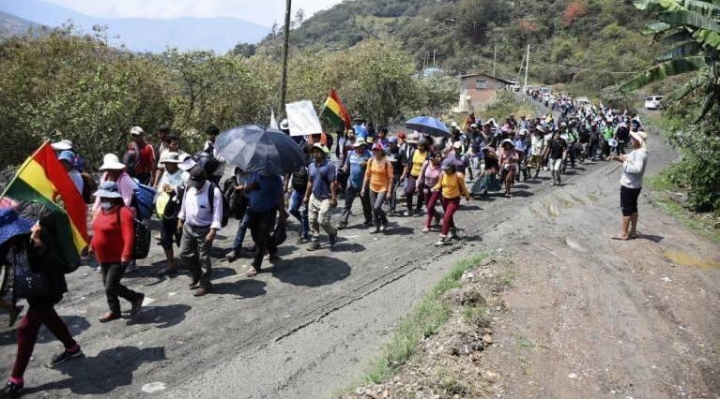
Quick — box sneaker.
[329,233,338,247]
[1,381,23,398]
[46,346,84,368]
[306,241,321,251]
[362,221,374,228]
[421,226,430,233]
[297,236,310,244]
[130,294,144,316]
[402,210,412,217]
[380,223,387,233]
[435,236,450,246]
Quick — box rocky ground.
[1,110,718,399]
[341,128,720,399]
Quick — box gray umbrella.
[215,125,305,175]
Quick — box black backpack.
[115,210,151,260]
[291,164,309,192]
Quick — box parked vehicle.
[645,95,663,110]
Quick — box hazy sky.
[41,0,343,26]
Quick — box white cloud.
[41,0,342,27]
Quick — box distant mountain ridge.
[0,10,40,38]
[0,0,270,53]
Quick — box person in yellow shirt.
[432,159,471,246]
[362,143,394,233]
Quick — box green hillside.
[0,11,41,39]
[260,0,659,92]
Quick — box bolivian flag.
[1,142,88,266]
[320,88,352,130]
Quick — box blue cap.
[388,137,398,144]
[58,150,75,163]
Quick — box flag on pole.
[270,108,279,130]
[1,142,89,266]
[320,89,351,130]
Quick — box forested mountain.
[259,0,657,93]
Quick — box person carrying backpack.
[178,166,224,297]
[0,208,83,398]
[89,182,144,323]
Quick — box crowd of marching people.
[0,89,650,397]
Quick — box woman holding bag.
[90,181,144,323]
[0,207,83,397]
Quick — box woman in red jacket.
[90,181,144,323]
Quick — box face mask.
[100,201,114,211]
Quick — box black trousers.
[248,208,278,270]
[101,262,142,314]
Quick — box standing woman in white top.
[610,131,648,240]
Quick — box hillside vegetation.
[259,0,658,93]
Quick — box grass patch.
[462,305,491,329]
[647,170,720,243]
[362,253,487,385]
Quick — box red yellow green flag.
[320,89,352,130]
[1,142,88,266]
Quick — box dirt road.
[1,117,717,399]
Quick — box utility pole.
[493,44,497,77]
[516,52,525,85]
[279,0,292,117]
[523,44,530,92]
[433,49,436,68]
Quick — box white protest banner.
[286,100,323,137]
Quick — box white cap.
[280,119,289,131]
[50,139,73,151]
[130,126,145,136]
[98,154,126,171]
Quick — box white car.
[645,96,663,110]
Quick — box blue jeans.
[233,213,251,250]
[288,190,309,239]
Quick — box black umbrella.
[215,125,305,175]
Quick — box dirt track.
[1,111,718,399]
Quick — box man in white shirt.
[177,165,223,297]
[611,131,648,240]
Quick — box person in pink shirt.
[417,147,444,233]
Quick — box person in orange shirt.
[432,159,471,246]
[361,143,394,233]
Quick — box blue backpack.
[131,178,156,221]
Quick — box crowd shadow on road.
[127,304,191,329]
[27,345,167,396]
[389,225,414,236]
[511,190,535,198]
[270,256,351,287]
[0,315,91,347]
[212,279,267,298]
